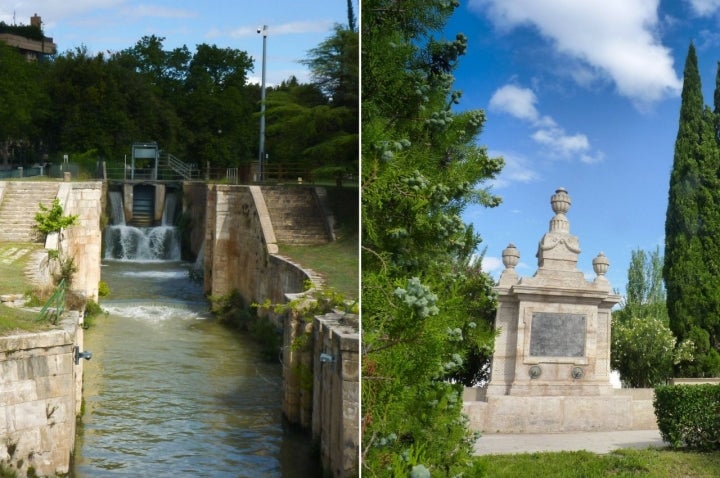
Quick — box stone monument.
[464,188,657,433]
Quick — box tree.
[362,1,503,475]
[290,24,359,184]
[0,42,48,165]
[611,247,691,387]
[664,43,720,376]
[616,247,667,324]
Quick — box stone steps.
[262,186,330,245]
[0,182,60,243]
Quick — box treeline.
[0,26,357,181]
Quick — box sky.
[446,0,720,296]
[0,0,356,85]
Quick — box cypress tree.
[664,43,720,376]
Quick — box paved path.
[474,429,665,455]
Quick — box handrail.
[38,278,66,325]
[164,153,198,180]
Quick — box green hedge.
[654,384,720,450]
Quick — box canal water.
[71,259,321,477]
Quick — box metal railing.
[0,166,45,179]
[164,153,200,180]
[39,278,66,325]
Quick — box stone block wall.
[204,184,316,304]
[204,184,359,476]
[311,313,359,478]
[260,186,331,245]
[0,319,81,476]
[55,182,103,302]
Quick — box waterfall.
[108,191,126,226]
[104,189,181,261]
[162,192,178,226]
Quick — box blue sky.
[0,1,356,85]
[447,0,720,296]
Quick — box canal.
[71,260,320,476]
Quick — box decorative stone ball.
[502,243,520,269]
[592,251,610,276]
[550,187,571,215]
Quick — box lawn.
[279,230,358,300]
[0,242,52,335]
[277,186,358,300]
[472,448,720,477]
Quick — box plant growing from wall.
[255,283,357,390]
[34,198,78,236]
[34,198,78,296]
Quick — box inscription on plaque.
[529,312,586,357]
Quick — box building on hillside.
[0,14,56,60]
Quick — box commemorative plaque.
[529,312,586,357]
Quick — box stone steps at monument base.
[0,182,60,243]
[261,186,330,245]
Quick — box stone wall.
[0,317,82,477]
[204,184,312,304]
[54,182,103,302]
[0,181,99,476]
[311,313,359,478]
[204,184,359,477]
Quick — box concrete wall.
[0,317,83,477]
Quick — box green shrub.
[210,289,253,330]
[654,384,720,449]
[98,280,110,297]
[34,198,78,235]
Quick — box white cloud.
[470,0,682,106]
[227,20,335,38]
[489,150,540,188]
[481,256,504,276]
[687,0,720,15]
[489,84,603,162]
[123,5,195,19]
[488,84,539,122]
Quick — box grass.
[0,242,53,335]
[277,186,359,300]
[279,229,359,300]
[471,448,720,477]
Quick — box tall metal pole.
[258,25,268,181]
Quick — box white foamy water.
[120,270,188,280]
[101,304,204,322]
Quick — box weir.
[104,187,181,261]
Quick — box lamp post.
[258,25,268,181]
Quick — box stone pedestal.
[468,189,651,433]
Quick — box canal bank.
[72,260,321,477]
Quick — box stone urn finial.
[549,188,571,233]
[502,243,520,269]
[592,251,609,277]
[551,188,571,215]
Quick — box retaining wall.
[54,181,103,302]
[0,318,83,477]
[0,180,101,477]
[311,313,359,477]
[204,184,359,477]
